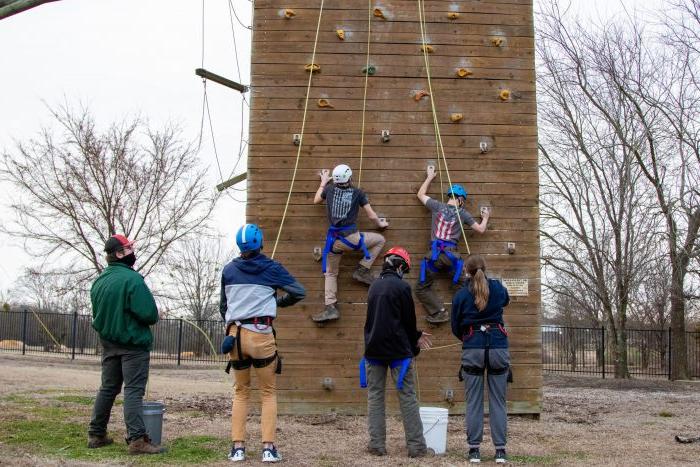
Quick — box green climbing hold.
[362,65,376,76]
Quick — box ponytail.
[465,254,489,311]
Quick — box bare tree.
[1,105,216,286]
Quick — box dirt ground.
[0,354,699,466]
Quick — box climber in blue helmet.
[415,165,490,324]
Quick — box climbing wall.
[247,0,541,415]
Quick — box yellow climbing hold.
[421,45,434,53]
[317,98,334,108]
[499,89,511,101]
[305,63,321,73]
[373,8,386,20]
[336,29,345,40]
[456,68,473,78]
[414,90,430,101]
[284,9,296,18]
[450,113,464,122]
[491,37,505,47]
[448,12,459,20]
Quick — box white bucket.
[419,406,449,455]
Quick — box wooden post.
[0,0,59,20]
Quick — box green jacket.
[91,262,159,350]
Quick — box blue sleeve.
[219,273,227,321]
[451,293,463,340]
[272,262,306,307]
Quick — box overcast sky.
[0,0,658,293]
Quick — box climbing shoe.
[352,265,375,286]
[127,435,166,455]
[87,434,113,449]
[425,309,449,324]
[468,447,481,463]
[367,446,387,456]
[312,303,340,322]
[261,445,282,463]
[495,448,507,464]
[228,446,245,462]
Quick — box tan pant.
[229,327,277,443]
[324,231,385,305]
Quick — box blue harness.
[321,224,370,273]
[359,357,412,390]
[419,239,464,284]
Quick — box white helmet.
[332,164,352,184]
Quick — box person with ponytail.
[451,255,510,464]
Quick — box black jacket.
[364,270,422,361]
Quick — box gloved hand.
[221,335,235,354]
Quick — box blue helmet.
[446,184,467,199]
[236,223,263,252]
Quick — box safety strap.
[321,224,371,273]
[224,323,282,375]
[419,239,464,284]
[359,357,412,390]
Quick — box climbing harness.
[359,357,412,390]
[321,224,371,273]
[224,317,282,375]
[457,324,510,382]
[419,239,464,284]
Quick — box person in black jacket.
[362,247,432,458]
[451,254,510,464]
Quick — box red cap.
[384,246,411,271]
[104,234,135,254]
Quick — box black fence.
[542,325,700,379]
[0,310,225,365]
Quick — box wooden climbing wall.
[247,0,541,415]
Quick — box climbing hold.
[292,134,301,146]
[322,377,334,390]
[336,29,345,40]
[381,129,391,143]
[414,90,430,101]
[421,45,434,53]
[362,65,376,75]
[499,89,511,101]
[313,246,322,262]
[480,141,490,154]
[491,37,505,47]
[450,113,464,122]
[284,9,296,19]
[447,12,459,20]
[507,242,516,255]
[373,8,386,20]
[480,206,491,217]
[317,98,334,109]
[456,68,473,78]
[305,63,321,73]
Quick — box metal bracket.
[292,134,301,146]
[381,129,391,143]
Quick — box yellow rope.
[181,317,221,360]
[417,0,470,255]
[357,0,373,188]
[271,0,325,259]
[30,310,62,349]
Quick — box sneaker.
[408,447,428,458]
[468,447,481,463]
[367,446,387,456]
[352,265,375,286]
[87,434,114,449]
[495,448,507,464]
[312,303,340,322]
[425,309,450,324]
[262,446,282,463]
[127,435,166,455]
[228,446,245,462]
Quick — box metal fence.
[542,325,700,379]
[0,310,225,365]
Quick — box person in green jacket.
[87,234,165,455]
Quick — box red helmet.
[384,246,411,272]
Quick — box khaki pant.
[324,231,385,305]
[229,327,277,443]
[414,247,463,316]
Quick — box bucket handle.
[423,417,444,435]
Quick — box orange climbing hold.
[421,45,434,53]
[317,99,334,108]
[447,12,459,20]
[450,113,464,122]
[414,90,430,101]
[373,8,386,20]
[284,9,296,18]
[456,68,473,78]
[491,37,505,47]
[336,29,345,40]
[305,63,321,73]
[499,89,511,101]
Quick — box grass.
[0,391,228,465]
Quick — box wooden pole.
[216,172,247,192]
[195,68,248,93]
[0,0,60,20]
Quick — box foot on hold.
[425,309,449,324]
[228,446,245,462]
[352,265,375,286]
[367,446,387,456]
[262,446,282,463]
[468,447,481,463]
[87,434,114,449]
[312,303,340,322]
[495,448,507,464]
[128,435,166,455]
